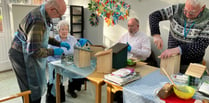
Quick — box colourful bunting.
[88,0,130,26]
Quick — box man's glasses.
[183,9,199,16]
[183,5,205,16]
[54,8,62,19]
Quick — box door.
[0,0,12,72]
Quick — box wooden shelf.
[70,5,84,39]
[71,14,82,16]
[72,23,83,25]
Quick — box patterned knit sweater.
[149,3,209,65]
[11,5,60,58]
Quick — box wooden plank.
[74,48,91,67]
[90,45,105,58]
[185,63,206,78]
[160,55,181,76]
[96,49,112,73]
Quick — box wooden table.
[55,71,105,103]
[86,72,106,103]
[104,62,158,103]
[50,60,106,103]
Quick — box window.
[33,0,44,5]
[10,0,29,4]
[9,0,68,5]
[9,0,45,5]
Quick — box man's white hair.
[188,0,206,8]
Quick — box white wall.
[68,0,209,68]
[68,0,104,45]
[10,4,38,35]
[9,0,209,68]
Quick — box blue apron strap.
[14,32,26,44]
[40,4,49,28]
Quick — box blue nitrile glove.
[127,42,132,52]
[54,48,64,55]
[60,42,70,50]
[79,38,88,47]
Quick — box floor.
[0,70,108,103]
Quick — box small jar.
[61,53,67,64]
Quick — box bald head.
[128,18,139,35]
[54,0,66,15]
[128,18,139,25]
[45,0,66,18]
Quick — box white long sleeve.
[119,31,151,60]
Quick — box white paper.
[199,82,209,95]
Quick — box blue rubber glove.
[60,42,70,50]
[127,42,132,52]
[54,48,64,55]
[79,38,88,47]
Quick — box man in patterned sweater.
[8,0,70,103]
[149,0,209,73]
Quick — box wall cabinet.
[70,5,84,39]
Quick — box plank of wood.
[185,63,206,78]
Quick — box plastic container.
[61,54,67,65]
[173,85,195,99]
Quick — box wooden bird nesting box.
[160,55,181,76]
[90,45,106,59]
[74,46,92,68]
[109,43,128,69]
[95,49,112,73]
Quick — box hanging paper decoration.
[89,13,99,26]
[88,0,130,26]
[88,0,97,12]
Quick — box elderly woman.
[47,20,85,103]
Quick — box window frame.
[9,0,69,5]
[9,0,46,5]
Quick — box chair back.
[0,90,31,103]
